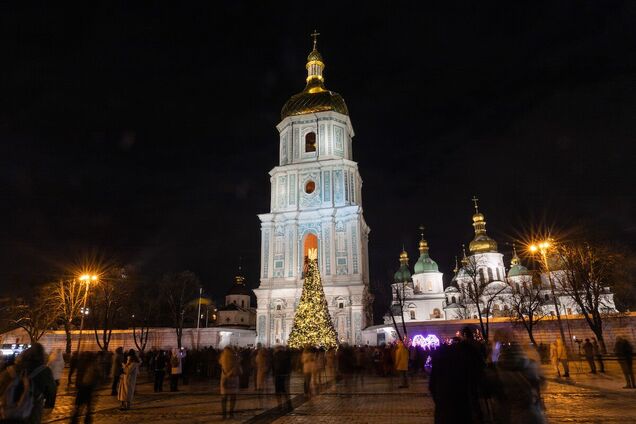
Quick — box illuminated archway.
[303,233,318,260]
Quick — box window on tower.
[305,180,316,194]
[305,132,316,152]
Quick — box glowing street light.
[76,273,99,354]
[528,240,567,348]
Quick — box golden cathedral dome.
[469,236,498,254]
[280,34,349,120]
[468,197,499,254]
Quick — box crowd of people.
[0,329,633,423]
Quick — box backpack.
[0,364,47,421]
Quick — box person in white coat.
[118,350,140,410]
[47,348,65,386]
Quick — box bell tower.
[254,33,371,346]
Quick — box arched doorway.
[303,233,318,260]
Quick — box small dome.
[307,48,323,62]
[508,263,530,278]
[472,213,485,223]
[414,253,439,274]
[394,265,411,283]
[225,271,256,307]
[399,249,408,261]
[444,285,459,293]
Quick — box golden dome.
[399,249,409,262]
[280,37,349,120]
[469,236,498,253]
[418,238,429,254]
[307,48,323,63]
[468,197,498,254]
[281,82,348,120]
[472,213,485,223]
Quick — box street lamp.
[528,240,568,348]
[76,273,98,354]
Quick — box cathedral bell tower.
[254,32,371,346]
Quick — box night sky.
[2,2,635,315]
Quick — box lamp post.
[529,241,568,348]
[76,274,98,354]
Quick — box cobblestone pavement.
[43,366,636,423]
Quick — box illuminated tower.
[254,32,371,346]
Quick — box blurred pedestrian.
[550,338,569,378]
[0,343,56,424]
[614,337,634,389]
[153,350,167,392]
[430,328,487,424]
[272,346,292,412]
[111,347,125,396]
[582,339,596,374]
[592,339,604,373]
[301,347,315,396]
[71,352,102,424]
[47,348,64,387]
[219,347,240,420]
[67,351,78,387]
[254,344,268,390]
[394,340,409,388]
[492,330,546,424]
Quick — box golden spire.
[306,29,325,85]
[461,244,468,265]
[511,243,520,266]
[468,197,498,253]
[418,225,429,254]
[399,245,409,265]
[453,256,459,274]
[280,32,349,119]
[234,259,245,285]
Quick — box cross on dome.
[311,29,320,50]
[472,196,479,213]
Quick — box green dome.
[393,264,411,283]
[508,264,530,278]
[414,253,439,274]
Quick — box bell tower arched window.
[305,132,316,152]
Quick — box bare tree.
[11,292,56,343]
[130,281,158,353]
[369,278,404,342]
[44,279,85,355]
[90,268,129,351]
[555,242,619,353]
[160,271,201,349]
[504,273,547,348]
[457,255,507,341]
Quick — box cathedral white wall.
[412,272,444,294]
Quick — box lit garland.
[287,249,338,349]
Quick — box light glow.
[412,334,440,349]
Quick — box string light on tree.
[287,248,338,349]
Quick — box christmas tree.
[287,248,338,349]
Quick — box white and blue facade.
[254,54,371,346]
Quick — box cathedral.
[254,35,371,346]
[385,199,617,326]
